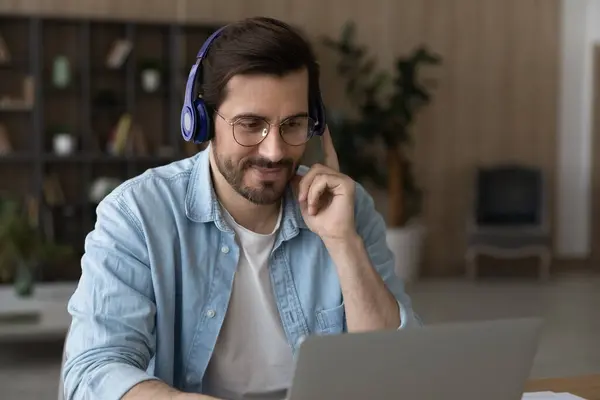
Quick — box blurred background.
[1,0,599,399]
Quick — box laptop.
[285,317,543,400]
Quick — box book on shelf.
[106,113,149,156]
[0,33,10,64]
[106,39,132,69]
[23,76,34,105]
[126,123,148,156]
[0,123,11,154]
[43,173,66,206]
[0,75,35,111]
[107,113,132,155]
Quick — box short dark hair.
[200,17,320,111]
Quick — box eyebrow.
[231,111,309,121]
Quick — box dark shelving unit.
[0,14,218,281]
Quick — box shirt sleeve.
[354,183,423,330]
[62,193,161,400]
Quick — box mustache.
[242,157,294,169]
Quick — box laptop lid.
[287,317,543,400]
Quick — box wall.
[588,2,600,264]
[557,0,592,258]
[0,0,561,276]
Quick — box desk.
[526,374,600,399]
[0,282,76,342]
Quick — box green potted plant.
[322,21,442,281]
[0,196,73,296]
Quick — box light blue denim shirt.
[62,146,420,400]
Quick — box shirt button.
[206,309,216,318]
[221,245,229,254]
[296,335,306,348]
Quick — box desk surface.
[0,282,76,342]
[1,282,599,396]
[526,374,600,399]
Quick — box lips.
[252,166,285,178]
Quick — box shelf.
[0,62,28,71]
[0,153,35,162]
[42,153,177,163]
[136,87,169,98]
[0,15,210,283]
[0,104,33,112]
[42,154,93,162]
[43,85,81,96]
[91,66,128,75]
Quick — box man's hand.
[293,126,356,243]
[293,126,402,332]
[123,380,222,400]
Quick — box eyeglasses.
[214,110,318,147]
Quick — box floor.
[1,272,599,399]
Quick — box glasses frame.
[213,109,317,147]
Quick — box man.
[62,16,420,400]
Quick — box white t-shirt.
[203,204,294,400]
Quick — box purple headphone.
[180,26,327,144]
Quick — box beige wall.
[1,0,561,276]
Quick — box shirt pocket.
[315,302,346,334]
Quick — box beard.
[213,147,297,205]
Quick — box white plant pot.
[53,133,75,155]
[386,220,426,282]
[141,69,160,92]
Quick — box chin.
[241,176,288,205]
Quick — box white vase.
[53,133,75,155]
[141,69,160,92]
[386,219,426,282]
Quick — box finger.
[321,125,340,172]
[297,164,330,202]
[306,174,334,215]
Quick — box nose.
[257,125,286,162]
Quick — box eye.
[236,118,262,129]
[282,117,309,130]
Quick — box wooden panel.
[590,45,600,265]
[0,0,185,22]
[418,0,455,272]
[442,0,483,276]
[0,0,561,277]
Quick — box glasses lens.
[233,117,270,146]
[280,116,316,146]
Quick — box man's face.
[211,68,309,205]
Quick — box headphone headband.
[197,26,226,61]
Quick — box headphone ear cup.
[181,104,197,142]
[193,98,211,143]
[313,91,327,136]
